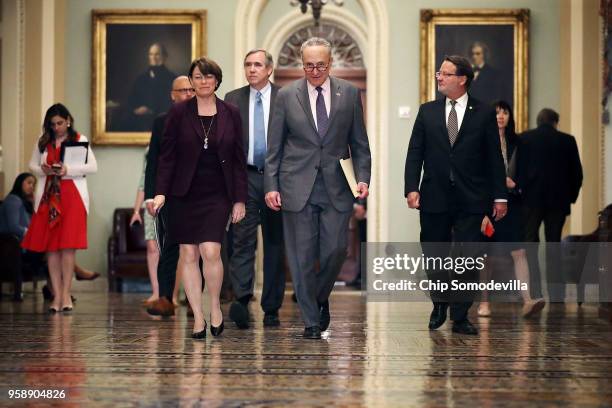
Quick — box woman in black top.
[479,101,545,318]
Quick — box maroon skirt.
[166,117,231,244]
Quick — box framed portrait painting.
[92,9,207,145]
[420,9,529,131]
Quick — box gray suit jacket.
[264,77,371,212]
[224,83,280,160]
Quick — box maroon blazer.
[155,97,248,204]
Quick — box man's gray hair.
[244,49,274,67]
[300,37,332,58]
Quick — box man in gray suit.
[265,37,371,339]
[224,49,285,329]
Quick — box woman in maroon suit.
[153,57,247,339]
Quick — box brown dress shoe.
[146,298,175,317]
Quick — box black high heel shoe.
[191,320,207,339]
[210,314,224,337]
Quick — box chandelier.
[290,0,344,26]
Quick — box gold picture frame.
[92,9,207,145]
[420,9,529,131]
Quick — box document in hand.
[339,157,359,198]
[60,142,89,166]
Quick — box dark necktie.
[315,86,329,138]
[447,100,458,146]
[253,91,266,169]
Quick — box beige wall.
[560,0,603,235]
[0,0,66,194]
[23,0,42,169]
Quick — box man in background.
[225,49,285,329]
[144,75,194,316]
[518,108,583,303]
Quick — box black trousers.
[523,206,567,302]
[156,205,180,301]
[229,168,285,313]
[419,196,484,322]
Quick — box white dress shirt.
[445,92,506,203]
[445,92,469,130]
[248,82,272,166]
[306,77,331,131]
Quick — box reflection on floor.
[0,292,611,407]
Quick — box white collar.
[250,81,271,97]
[446,92,468,107]
[306,77,331,94]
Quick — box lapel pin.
[469,106,473,110]
[336,92,341,96]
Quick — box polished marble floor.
[0,290,611,407]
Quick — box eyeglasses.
[435,71,462,79]
[303,63,329,72]
[173,88,195,94]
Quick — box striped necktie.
[447,100,458,146]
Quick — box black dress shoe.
[452,319,478,335]
[192,321,208,339]
[303,326,322,339]
[229,301,250,329]
[263,313,280,327]
[319,300,330,331]
[428,303,448,330]
[210,316,224,337]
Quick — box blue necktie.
[253,91,266,169]
[315,86,329,138]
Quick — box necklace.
[198,115,215,150]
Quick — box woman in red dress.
[22,104,97,313]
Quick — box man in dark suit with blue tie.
[404,55,508,336]
[265,38,371,339]
[224,50,285,329]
